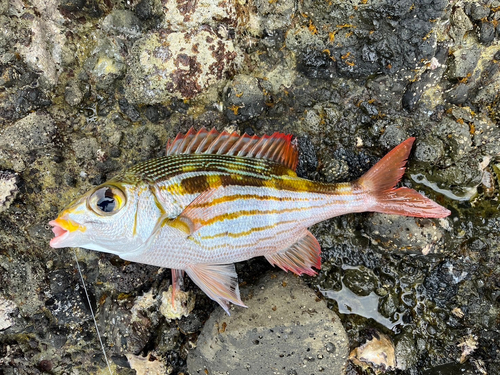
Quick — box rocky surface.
[188,272,348,375]
[0,0,499,374]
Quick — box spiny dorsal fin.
[166,127,299,171]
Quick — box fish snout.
[49,216,86,248]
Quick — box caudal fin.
[358,138,451,218]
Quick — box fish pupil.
[97,188,116,212]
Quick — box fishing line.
[73,249,113,375]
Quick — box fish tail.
[357,138,451,218]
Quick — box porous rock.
[0,112,56,172]
[188,272,348,375]
[124,29,239,102]
[223,75,265,122]
[161,0,238,31]
[364,215,448,255]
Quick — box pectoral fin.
[185,263,246,315]
[165,188,219,235]
[265,230,322,276]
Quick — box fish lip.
[49,219,70,248]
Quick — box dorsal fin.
[166,127,299,171]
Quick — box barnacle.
[0,171,19,213]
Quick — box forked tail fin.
[358,138,451,218]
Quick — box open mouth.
[49,219,70,248]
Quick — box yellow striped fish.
[49,128,450,313]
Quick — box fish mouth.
[49,217,83,248]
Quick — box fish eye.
[88,186,126,215]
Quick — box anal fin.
[265,230,321,276]
[185,263,246,315]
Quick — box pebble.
[188,272,348,375]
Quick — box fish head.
[49,181,157,254]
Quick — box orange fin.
[359,138,451,218]
[265,230,321,276]
[185,263,246,315]
[166,127,299,171]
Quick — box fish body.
[50,128,450,313]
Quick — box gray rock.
[379,122,409,149]
[342,266,378,297]
[188,272,348,375]
[73,137,99,160]
[224,75,265,122]
[479,20,496,45]
[413,137,445,163]
[449,7,473,44]
[85,34,127,89]
[102,10,142,38]
[248,0,296,32]
[364,215,447,254]
[64,80,85,106]
[435,116,472,164]
[125,29,239,102]
[0,112,56,171]
[469,4,490,21]
[448,46,481,79]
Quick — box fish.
[49,127,450,314]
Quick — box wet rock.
[15,0,66,86]
[365,215,447,254]
[423,260,464,308]
[161,0,238,31]
[449,7,473,44]
[85,34,126,89]
[135,0,163,21]
[0,296,17,330]
[394,333,418,370]
[247,0,296,32]
[342,266,378,297]
[59,0,86,13]
[402,44,448,111]
[439,157,482,188]
[448,46,481,80]
[468,3,490,21]
[64,80,86,106]
[187,272,348,375]
[413,137,445,163]
[102,10,142,37]
[445,82,471,105]
[435,116,472,164]
[223,75,265,122]
[125,29,239,102]
[297,0,447,78]
[0,112,56,172]
[478,20,496,45]
[73,137,99,161]
[296,136,318,178]
[0,171,19,213]
[379,122,409,149]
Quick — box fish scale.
[49,127,451,314]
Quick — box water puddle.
[410,173,477,201]
[318,265,406,331]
